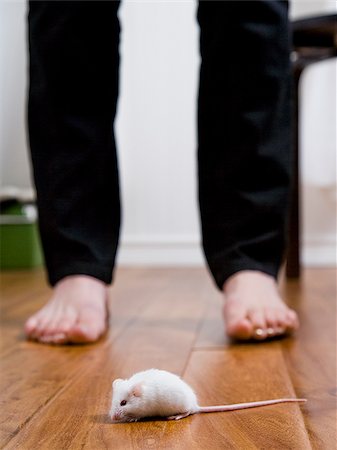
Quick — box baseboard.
[116,234,337,267]
[117,234,204,266]
[302,234,337,267]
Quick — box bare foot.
[24,275,108,344]
[222,270,299,341]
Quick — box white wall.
[116,1,202,265]
[0,1,30,191]
[0,0,336,267]
[290,1,337,266]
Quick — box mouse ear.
[112,378,124,388]
[131,383,143,397]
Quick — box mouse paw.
[167,412,190,420]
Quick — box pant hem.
[207,258,281,292]
[47,262,114,287]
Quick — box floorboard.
[183,348,310,449]
[0,267,335,449]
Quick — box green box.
[0,204,43,269]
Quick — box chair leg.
[286,70,301,278]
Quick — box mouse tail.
[198,398,307,413]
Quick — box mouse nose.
[111,412,121,422]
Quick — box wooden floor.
[0,267,336,449]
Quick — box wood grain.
[281,269,337,449]
[183,347,310,449]
[0,267,335,449]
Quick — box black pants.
[28,1,292,291]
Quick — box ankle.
[222,270,276,293]
[56,274,106,285]
[54,275,107,295]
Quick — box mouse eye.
[120,400,127,406]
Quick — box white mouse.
[109,369,306,422]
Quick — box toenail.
[40,333,66,342]
[254,328,265,337]
[267,328,274,335]
[52,333,66,340]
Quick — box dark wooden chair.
[286,14,337,278]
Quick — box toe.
[66,312,106,343]
[25,308,51,338]
[24,316,39,336]
[274,309,289,335]
[264,308,279,337]
[31,315,51,340]
[66,324,99,343]
[286,309,299,331]
[247,309,268,340]
[227,317,253,340]
[223,303,254,340]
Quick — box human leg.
[196,0,298,340]
[25,1,122,343]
